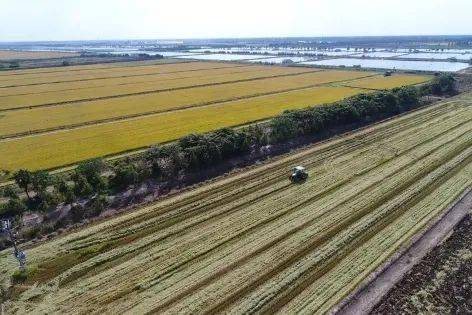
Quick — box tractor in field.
[290,166,308,183]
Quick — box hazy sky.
[1,0,471,41]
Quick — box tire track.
[69,102,458,250]
[146,125,471,314]
[203,136,470,314]
[79,111,470,311]
[67,101,463,250]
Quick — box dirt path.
[333,188,472,315]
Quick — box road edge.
[331,187,472,315]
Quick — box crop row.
[0,86,365,171]
[0,66,314,110]
[0,61,242,87]
[0,58,182,77]
[0,71,375,137]
[1,96,470,313]
[341,74,429,90]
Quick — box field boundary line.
[0,96,462,186]
[0,63,252,89]
[332,187,472,315]
[0,66,270,98]
[74,104,464,250]
[0,69,321,112]
[0,60,193,77]
[0,75,378,140]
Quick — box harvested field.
[372,212,472,314]
[0,50,78,61]
[0,60,430,172]
[0,86,364,171]
[0,94,471,314]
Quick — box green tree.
[72,173,93,197]
[3,186,19,200]
[13,169,33,200]
[75,159,108,193]
[270,116,298,143]
[0,198,27,218]
[31,171,51,194]
[56,180,76,204]
[111,163,139,189]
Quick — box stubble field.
[0,93,470,314]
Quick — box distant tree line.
[0,74,457,240]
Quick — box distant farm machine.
[290,166,309,183]
[1,219,26,271]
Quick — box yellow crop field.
[0,61,244,87]
[0,65,282,98]
[344,74,430,90]
[0,50,78,61]
[0,67,317,110]
[0,60,432,173]
[0,71,376,136]
[0,86,365,171]
[0,58,181,76]
[1,96,470,314]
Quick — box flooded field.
[109,50,200,57]
[402,52,472,60]
[247,56,315,64]
[175,53,268,61]
[301,58,470,72]
[355,51,407,58]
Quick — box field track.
[1,93,471,314]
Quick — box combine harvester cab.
[290,166,308,183]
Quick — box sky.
[0,0,471,42]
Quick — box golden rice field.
[0,60,430,173]
[1,95,470,314]
[0,86,365,171]
[0,61,246,87]
[0,50,78,61]
[0,58,180,76]
[0,71,379,136]
[0,66,319,109]
[343,73,430,89]
[0,65,306,105]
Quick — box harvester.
[290,166,308,183]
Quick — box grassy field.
[1,94,470,314]
[0,60,430,173]
[0,50,78,61]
